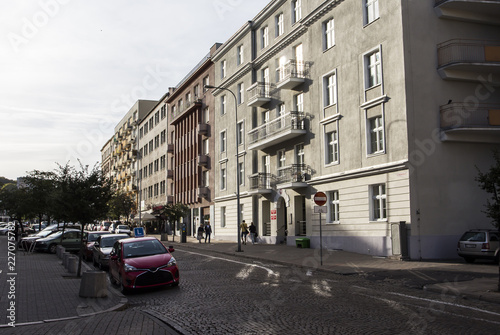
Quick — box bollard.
[67,256,78,273]
[62,252,71,268]
[57,245,66,259]
[79,270,108,298]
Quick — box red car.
[108,237,179,292]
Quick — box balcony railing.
[276,164,309,185]
[441,103,500,129]
[434,0,500,26]
[438,39,500,67]
[276,60,310,90]
[248,173,275,193]
[247,82,273,107]
[248,111,306,150]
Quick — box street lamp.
[205,84,242,252]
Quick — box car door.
[62,231,80,250]
[109,241,122,281]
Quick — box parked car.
[92,234,129,269]
[18,229,58,250]
[34,229,82,254]
[108,237,179,293]
[457,229,500,263]
[115,225,131,236]
[83,231,111,261]
[0,224,12,235]
[100,221,112,231]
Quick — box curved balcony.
[276,164,309,189]
[276,60,310,90]
[247,82,272,107]
[440,102,500,142]
[248,111,307,151]
[248,173,275,194]
[434,0,500,26]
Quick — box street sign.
[134,227,145,237]
[314,191,327,206]
[314,206,328,213]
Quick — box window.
[326,130,338,164]
[149,117,153,130]
[155,111,160,125]
[203,107,210,123]
[221,95,226,115]
[194,85,200,99]
[155,135,159,149]
[186,92,191,105]
[237,121,244,146]
[149,140,153,152]
[261,26,269,49]
[203,76,210,91]
[276,13,284,37]
[263,155,271,188]
[323,71,337,107]
[237,45,244,65]
[323,18,335,50]
[365,49,382,88]
[237,83,244,104]
[368,116,384,154]
[238,161,244,186]
[371,184,386,220]
[221,207,226,227]
[277,56,287,82]
[364,0,379,25]
[160,155,166,170]
[328,191,340,223]
[178,99,183,112]
[220,166,226,190]
[220,130,226,152]
[144,123,148,135]
[221,60,226,79]
[203,138,209,155]
[160,130,166,144]
[154,159,159,172]
[292,0,302,24]
[294,93,304,112]
[277,149,286,179]
[161,105,166,119]
[295,143,304,165]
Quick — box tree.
[108,192,135,222]
[160,203,189,233]
[0,183,31,233]
[52,162,113,277]
[22,170,57,231]
[476,149,500,291]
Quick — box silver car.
[92,234,129,269]
[457,229,499,263]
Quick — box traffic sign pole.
[314,192,327,266]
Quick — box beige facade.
[208,0,500,259]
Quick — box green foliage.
[476,150,500,229]
[160,203,189,223]
[108,192,135,222]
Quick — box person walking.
[249,222,257,244]
[197,224,204,243]
[240,220,248,245]
[204,222,212,243]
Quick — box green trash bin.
[295,238,310,248]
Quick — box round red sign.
[314,191,327,206]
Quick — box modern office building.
[166,44,221,236]
[208,0,500,259]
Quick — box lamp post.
[205,84,242,252]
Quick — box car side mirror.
[168,246,175,253]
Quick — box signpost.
[314,192,327,265]
[133,227,145,238]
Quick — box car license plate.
[465,244,476,248]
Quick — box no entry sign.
[314,191,327,206]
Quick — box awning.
[133,213,158,221]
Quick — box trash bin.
[295,238,310,248]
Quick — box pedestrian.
[240,220,248,245]
[204,222,212,243]
[197,224,204,243]
[249,222,257,244]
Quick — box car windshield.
[88,233,106,242]
[48,231,63,239]
[460,232,486,242]
[123,239,167,259]
[101,235,127,248]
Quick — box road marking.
[177,249,279,277]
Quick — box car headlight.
[124,263,138,272]
[167,257,176,267]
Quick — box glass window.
[371,184,386,220]
[292,0,302,24]
[220,130,226,152]
[366,49,381,88]
[323,18,335,50]
[276,13,284,37]
[237,121,244,146]
[368,116,384,154]
[237,45,244,65]
[328,191,340,223]
[324,72,337,107]
[261,26,269,49]
[220,167,226,190]
[326,130,338,164]
[221,207,226,227]
[365,0,379,25]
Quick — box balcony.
[276,164,309,189]
[276,60,310,90]
[167,144,174,153]
[247,82,272,107]
[434,0,500,26]
[167,169,174,179]
[437,39,500,84]
[440,103,500,143]
[198,154,210,166]
[197,123,210,137]
[248,173,275,194]
[248,111,307,151]
[197,187,210,198]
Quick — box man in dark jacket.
[204,223,212,243]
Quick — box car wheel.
[464,257,475,263]
[48,244,57,254]
[119,275,128,294]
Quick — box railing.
[247,82,272,101]
[276,164,308,184]
[248,173,275,190]
[248,111,305,145]
[276,60,310,83]
[437,39,500,67]
[440,103,500,129]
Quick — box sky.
[0,0,271,181]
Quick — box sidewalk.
[158,234,500,305]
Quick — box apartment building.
[137,94,169,216]
[166,44,220,236]
[101,138,113,181]
[208,0,500,259]
[107,100,157,211]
